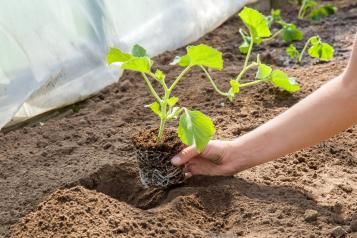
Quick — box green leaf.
[121,57,151,73]
[310,36,320,45]
[256,63,272,80]
[167,97,179,107]
[106,48,132,64]
[230,80,240,94]
[146,102,161,117]
[178,110,215,152]
[239,37,251,54]
[309,4,337,21]
[131,44,147,57]
[308,41,334,61]
[271,9,281,22]
[270,70,300,93]
[154,69,165,82]
[174,44,223,70]
[302,0,317,11]
[286,44,299,59]
[239,7,271,44]
[281,24,303,43]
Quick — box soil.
[132,128,185,188]
[1,1,357,238]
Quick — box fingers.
[171,145,199,166]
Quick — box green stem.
[239,78,269,88]
[298,37,312,63]
[199,66,230,98]
[243,30,254,71]
[141,73,162,103]
[148,72,169,91]
[235,62,258,82]
[263,28,283,43]
[298,2,305,19]
[168,65,192,93]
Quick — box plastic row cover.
[0,0,248,129]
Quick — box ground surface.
[1,1,357,238]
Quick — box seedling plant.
[286,35,334,63]
[298,0,337,21]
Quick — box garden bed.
[1,1,357,237]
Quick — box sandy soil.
[1,1,357,238]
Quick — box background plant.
[298,0,337,20]
[287,35,334,63]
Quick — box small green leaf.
[106,48,132,64]
[286,44,299,59]
[131,44,147,57]
[239,37,251,54]
[178,110,215,152]
[121,57,151,73]
[239,7,271,44]
[256,64,272,80]
[281,24,303,43]
[302,0,317,11]
[154,69,165,82]
[310,36,320,45]
[308,42,334,61]
[270,70,300,93]
[271,9,281,22]
[230,80,240,94]
[146,102,161,117]
[175,44,223,70]
[167,97,179,107]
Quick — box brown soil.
[1,1,357,238]
[132,128,185,188]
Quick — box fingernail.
[171,156,181,165]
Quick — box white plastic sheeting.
[0,0,248,129]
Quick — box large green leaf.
[174,44,223,70]
[286,44,299,59]
[121,57,151,73]
[270,70,300,93]
[308,42,334,61]
[178,110,215,152]
[239,7,271,44]
[131,44,147,57]
[106,48,132,64]
[281,24,303,43]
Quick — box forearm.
[230,72,357,172]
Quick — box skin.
[171,34,357,177]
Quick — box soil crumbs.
[2,1,357,238]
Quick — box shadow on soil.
[75,163,341,222]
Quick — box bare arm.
[172,35,357,176]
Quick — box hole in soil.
[77,163,169,210]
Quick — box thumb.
[171,145,199,166]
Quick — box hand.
[171,140,242,178]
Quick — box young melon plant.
[232,7,300,99]
[266,9,304,44]
[107,44,219,152]
[286,36,334,63]
[298,0,337,21]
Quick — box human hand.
[171,140,243,178]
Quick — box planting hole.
[77,163,169,210]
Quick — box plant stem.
[298,37,312,63]
[148,72,169,91]
[263,29,283,43]
[168,65,192,93]
[243,30,254,71]
[298,2,305,19]
[199,66,230,98]
[239,79,269,88]
[141,73,162,103]
[235,62,258,82]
